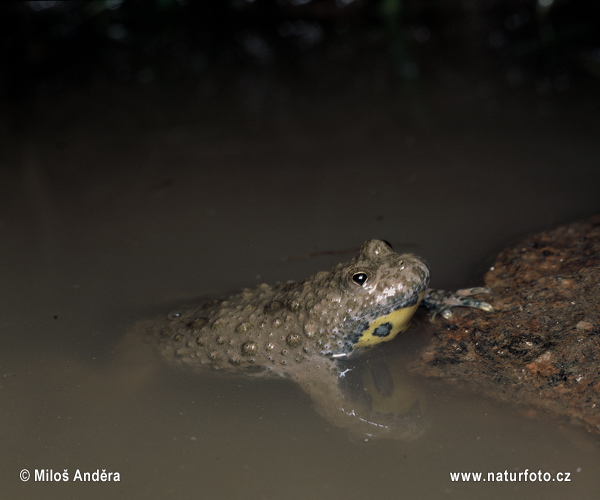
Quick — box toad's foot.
[421,287,494,320]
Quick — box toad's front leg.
[421,287,494,319]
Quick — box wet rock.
[410,215,600,434]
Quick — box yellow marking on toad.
[354,291,425,349]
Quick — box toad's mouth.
[335,289,426,357]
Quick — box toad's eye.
[382,240,393,250]
[353,273,369,285]
[348,268,372,287]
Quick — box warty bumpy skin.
[147,240,430,380]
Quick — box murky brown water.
[2,35,600,500]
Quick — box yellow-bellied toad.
[147,240,490,379]
[140,240,491,440]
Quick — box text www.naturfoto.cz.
[450,470,572,482]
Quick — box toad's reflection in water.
[297,347,430,442]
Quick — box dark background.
[3,0,600,120]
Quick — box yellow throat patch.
[354,291,425,349]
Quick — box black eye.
[353,273,368,285]
[346,267,372,287]
[351,270,373,287]
[382,240,393,250]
